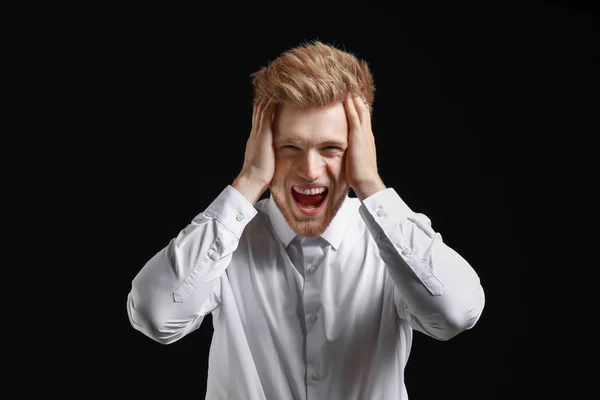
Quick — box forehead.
[273,102,348,144]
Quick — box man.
[127,40,485,399]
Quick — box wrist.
[232,173,268,205]
[354,177,386,201]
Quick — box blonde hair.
[250,40,375,113]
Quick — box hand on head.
[343,93,386,200]
[232,98,277,204]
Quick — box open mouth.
[291,186,329,215]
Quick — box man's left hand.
[343,93,386,201]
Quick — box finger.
[252,98,268,136]
[259,98,276,132]
[252,101,259,133]
[353,94,371,131]
[344,93,361,129]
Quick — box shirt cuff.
[359,187,413,222]
[201,185,258,239]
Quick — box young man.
[127,40,485,399]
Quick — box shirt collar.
[267,192,354,250]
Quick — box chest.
[226,234,391,334]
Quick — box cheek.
[326,157,345,180]
[272,159,291,185]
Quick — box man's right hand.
[232,98,277,204]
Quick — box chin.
[271,184,349,237]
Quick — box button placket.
[301,237,326,388]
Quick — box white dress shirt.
[127,185,485,400]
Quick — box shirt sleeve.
[126,185,257,344]
[358,188,485,341]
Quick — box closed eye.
[278,145,344,152]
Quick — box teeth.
[293,186,327,195]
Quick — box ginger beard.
[271,181,350,237]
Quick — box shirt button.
[236,213,244,222]
[377,209,385,217]
[309,315,317,322]
[312,371,320,380]
[208,250,218,260]
[308,265,316,273]
[402,247,410,256]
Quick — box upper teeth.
[293,186,327,195]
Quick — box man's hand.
[343,93,386,201]
[232,98,277,204]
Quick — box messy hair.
[250,39,375,114]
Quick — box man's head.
[250,40,375,237]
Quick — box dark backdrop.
[62,2,595,398]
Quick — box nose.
[297,150,324,182]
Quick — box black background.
[62,2,596,398]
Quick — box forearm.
[127,238,224,344]
[359,188,485,340]
[127,185,257,343]
[383,234,484,340]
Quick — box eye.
[278,145,301,152]
[323,146,343,151]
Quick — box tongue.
[295,191,326,207]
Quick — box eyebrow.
[321,140,347,148]
[275,137,347,148]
